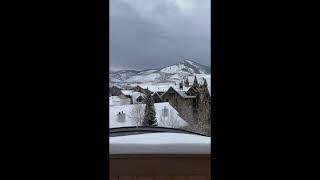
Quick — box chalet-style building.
[132,92,146,104]
[136,95,145,103]
[132,85,152,95]
[151,92,162,103]
[188,77,211,124]
[132,85,144,93]
[110,86,122,96]
[160,76,211,124]
[117,93,131,105]
[161,86,196,122]
[109,75,211,125]
[119,90,147,104]
[120,90,133,104]
[157,91,165,96]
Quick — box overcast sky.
[110,0,211,71]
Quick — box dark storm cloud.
[110,0,210,71]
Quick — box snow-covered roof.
[121,90,133,96]
[162,87,196,99]
[152,91,160,97]
[122,74,211,96]
[172,86,191,93]
[140,85,169,92]
[110,132,211,154]
[109,102,188,128]
[132,81,191,93]
[109,96,131,106]
[176,90,196,98]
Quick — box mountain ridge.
[110,59,210,83]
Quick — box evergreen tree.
[203,78,208,88]
[193,76,199,88]
[142,91,157,126]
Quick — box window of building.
[109,1,212,172]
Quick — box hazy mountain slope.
[110,59,210,83]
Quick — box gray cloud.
[110,0,211,71]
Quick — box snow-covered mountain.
[160,59,210,74]
[110,59,210,84]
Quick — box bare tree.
[159,109,181,128]
[129,104,144,126]
[184,117,211,136]
[181,104,211,136]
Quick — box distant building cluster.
[109,76,211,125]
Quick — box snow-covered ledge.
[109,132,211,154]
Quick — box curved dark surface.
[109,126,209,137]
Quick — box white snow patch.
[126,73,162,82]
[160,64,195,74]
[140,69,158,74]
[160,65,181,73]
[121,90,133,96]
[109,102,188,128]
[109,96,131,106]
[110,132,210,154]
[138,84,170,92]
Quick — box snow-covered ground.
[109,96,131,106]
[160,64,190,73]
[110,132,211,154]
[137,69,158,74]
[126,72,162,82]
[109,102,188,128]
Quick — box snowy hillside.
[126,72,162,82]
[110,59,210,84]
[109,70,140,82]
[160,59,209,74]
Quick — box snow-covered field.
[126,72,162,82]
[109,102,188,128]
